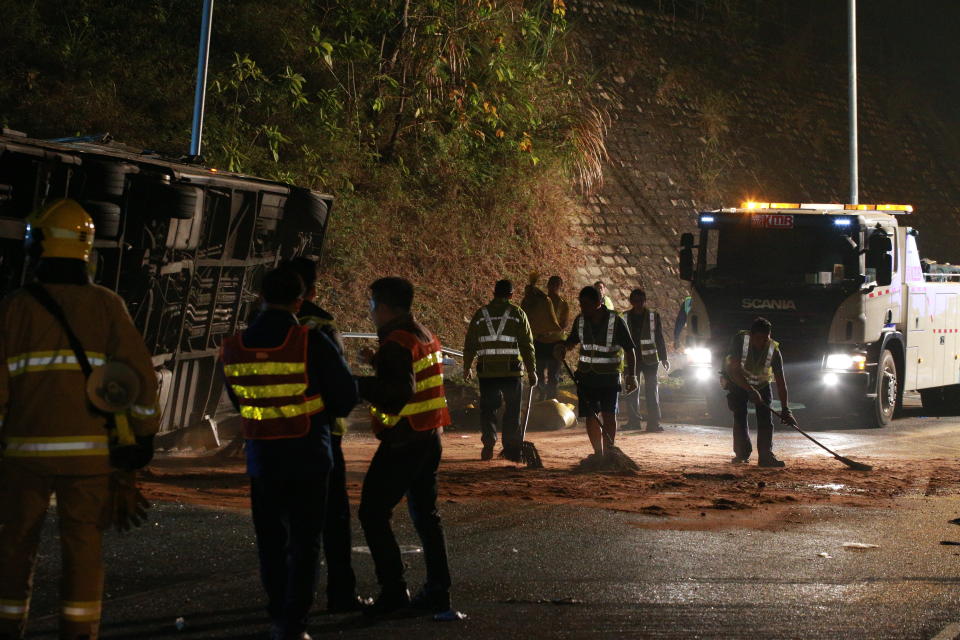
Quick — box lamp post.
[189,0,215,160]
[848,0,858,204]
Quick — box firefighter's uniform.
[462,297,536,459]
[0,200,159,640]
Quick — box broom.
[760,400,872,472]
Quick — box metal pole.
[189,0,214,159]
[848,0,858,204]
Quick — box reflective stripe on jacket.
[370,329,450,433]
[576,314,622,373]
[0,284,160,475]
[635,310,659,365]
[221,326,325,439]
[740,334,779,387]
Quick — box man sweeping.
[723,317,796,468]
[555,286,638,459]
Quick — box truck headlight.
[686,347,712,365]
[824,353,866,370]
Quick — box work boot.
[480,444,494,461]
[269,624,312,640]
[410,587,451,614]
[730,456,749,464]
[362,588,411,618]
[500,445,523,463]
[327,594,373,613]
[758,455,786,468]
[646,423,664,433]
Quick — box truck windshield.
[701,221,860,286]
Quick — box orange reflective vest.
[369,329,451,434]
[220,326,325,439]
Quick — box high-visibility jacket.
[727,331,780,388]
[0,283,159,475]
[221,326,325,439]
[575,314,622,375]
[462,299,535,378]
[629,308,662,366]
[370,329,450,434]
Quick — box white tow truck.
[678,202,960,428]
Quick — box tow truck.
[679,201,960,428]
[0,129,332,438]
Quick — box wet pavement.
[19,396,960,639]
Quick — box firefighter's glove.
[110,435,155,471]
[624,375,639,394]
[748,387,764,406]
[527,372,539,388]
[109,471,150,532]
[780,408,797,427]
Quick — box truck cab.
[678,201,958,428]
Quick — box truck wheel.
[83,200,121,238]
[860,349,898,428]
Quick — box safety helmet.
[25,199,96,261]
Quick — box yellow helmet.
[25,199,96,261]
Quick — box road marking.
[931,622,960,640]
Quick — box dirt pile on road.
[141,427,960,531]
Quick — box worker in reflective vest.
[0,199,159,640]
[556,286,638,457]
[281,257,363,613]
[723,317,795,468]
[623,288,670,432]
[356,277,453,617]
[221,267,358,639]
[462,279,537,461]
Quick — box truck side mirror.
[679,247,694,281]
[867,233,893,286]
[679,232,695,280]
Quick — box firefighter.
[220,267,358,640]
[357,277,453,617]
[0,199,159,640]
[521,273,564,401]
[623,289,669,432]
[555,286,638,456]
[281,257,364,613]
[723,317,795,468]
[462,279,537,461]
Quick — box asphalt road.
[19,403,960,640]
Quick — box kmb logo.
[750,214,794,229]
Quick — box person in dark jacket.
[356,277,453,617]
[623,289,670,432]
[280,257,364,613]
[221,268,358,640]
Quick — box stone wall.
[567,0,960,349]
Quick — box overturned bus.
[0,129,332,438]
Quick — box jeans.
[479,377,523,449]
[625,362,661,426]
[358,431,451,599]
[534,340,561,400]
[323,435,356,605]
[727,384,774,459]
[250,471,329,634]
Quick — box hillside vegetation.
[0,0,602,340]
